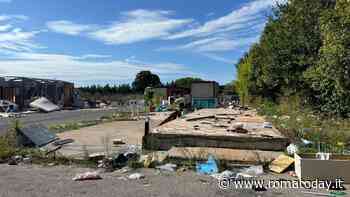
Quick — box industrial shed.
[0,76,74,110]
[191,81,220,109]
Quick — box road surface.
[0,164,318,197]
[0,109,119,135]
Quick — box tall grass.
[253,96,350,153]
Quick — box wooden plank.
[269,154,294,173]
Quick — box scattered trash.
[237,165,264,178]
[288,171,297,177]
[113,166,131,174]
[30,97,60,112]
[52,139,74,146]
[236,173,253,178]
[150,151,168,164]
[263,122,273,128]
[301,138,313,146]
[22,157,32,164]
[196,155,219,175]
[128,173,145,180]
[177,167,187,173]
[140,151,169,168]
[117,176,128,181]
[112,154,129,168]
[156,163,177,172]
[112,139,126,145]
[8,158,19,165]
[330,191,347,196]
[286,144,299,155]
[227,123,248,133]
[47,162,56,167]
[199,178,210,185]
[73,171,102,181]
[0,100,18,113]
[89,153,105,161]
[140,155,152,168]
[243,165,264,176]
[211,170,236,180]
[269,154,294,173]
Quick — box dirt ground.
[57,119,161,157]
[0,164,323,197]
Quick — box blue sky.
[0,0,283,86]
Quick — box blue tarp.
[196,155,219,175]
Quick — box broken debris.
[156,163,177,172]
[18,124,57,147]
[286,144,299,155]
[211,170,236,180]
[30,97,60,112]
[237,165,264,178]
[128,173,145,180]
[269,154,294,173]
[73,171,102,181]
[196,155,218,175]
[112,139,126,145]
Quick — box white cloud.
[206,12,215,17]
[0,24,12,32]
[0,15,28,21]
[161,36,259,52]
[88,9,193,45]
[46,20,94,35]
[155,0,283,63]
[0,28,41,52]
[46,10,192,44]
[202,53,236,64]
[167,0,283,40]
[0,14,41,53]
[0,52,196,85]
[78,54,112,59]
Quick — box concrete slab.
[143,108,289,151]
[168,147,283,164]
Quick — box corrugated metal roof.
[19,124,57,147]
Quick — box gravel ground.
[0,164,329,197]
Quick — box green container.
[192,98,217,109]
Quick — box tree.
[236,55,252,107]
[234,0,345,115]
[305,0,350,116]
[132,71,162,93]
[222,81,236,95]
[174,77,203,89]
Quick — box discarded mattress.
[30,97,60,112]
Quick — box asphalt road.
[0,109,119,135]
[0,164,317,197]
